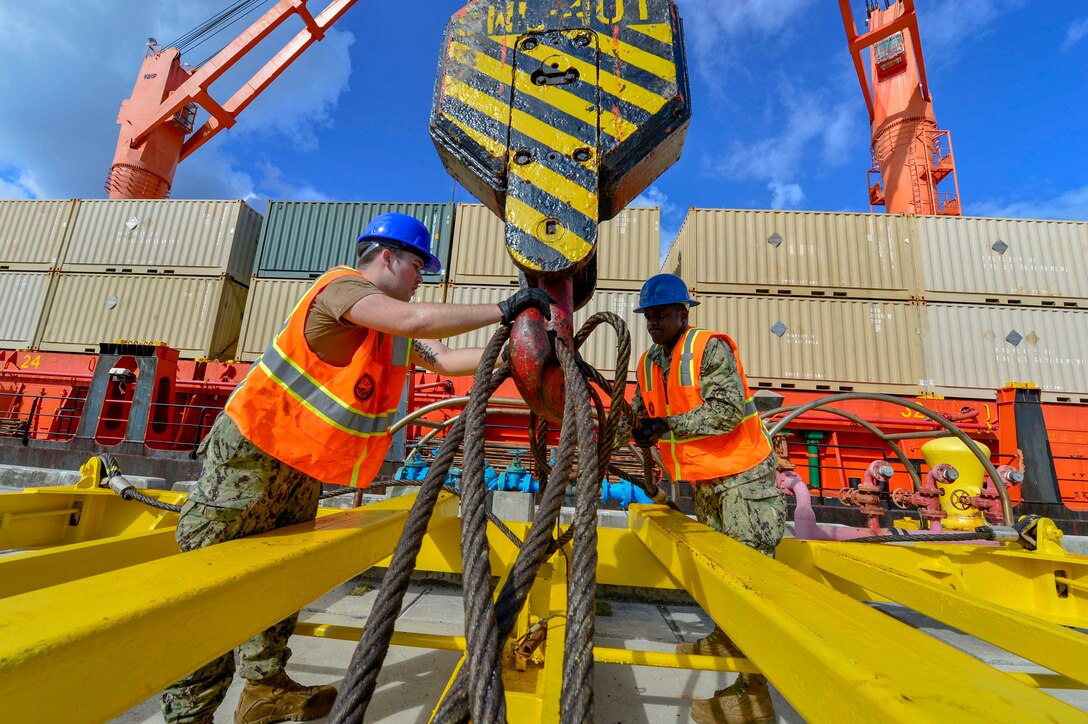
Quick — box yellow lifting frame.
[0,493,460,724]
[628,504,1084,722]
[777,539,1088,684]
[0,485,183,550]
[777,535,1088,629]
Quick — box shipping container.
[445,285,649,380]
[0,272,53,348]
[919,303,1088,402]
[673,209,913,299]
[236,279,311,361]
[660,237,682,276]
[905,215,1088,306]
[237,278,448,362]
[448,204,660,290]
[39,274,247,360]
[254,201,454,282]
[0,199,78,271]
[695,295,924,394]
[61,200,261,282]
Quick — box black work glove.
[633,417,670,447]
[498,288,554,326]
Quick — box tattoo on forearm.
[413,341,438,366]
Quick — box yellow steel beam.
[0,527,178,598]
[294,621,467,651]
[404,522,683,590]
[628,505,1083,722]
[0,487,182,549]
[777,539,1088,685]
[777,537,1088,629]
[294,621,760,675]
[0,493,460,723]
[593,647,759,674]
[539,556,567,723]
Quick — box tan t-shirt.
[303,276,383,366]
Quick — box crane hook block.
[430,0,691,280]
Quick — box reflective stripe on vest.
[636,328,773,481]
[258,336,409,437]
[225,266,411,487]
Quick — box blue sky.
[1,0,1086,258]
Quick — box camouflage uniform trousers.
[692,454,787,558]
[161,413,321,724]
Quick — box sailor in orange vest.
[161,213,551,724]
[631,273,786,724]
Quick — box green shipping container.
[253,201,455,282]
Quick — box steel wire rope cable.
[458,324,514,722]
[575,315,668,507]
[97,454,184,513]
[549,313,633,552]
[167,0,272,54]
[560,339,603,722]
[376,479,524,548]
[170,0,278,63]
[551,313,672,554]
[430,340,588,723]
[328,328,512,724]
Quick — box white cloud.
[254,161,330,202]
[707,82,860,209]
[632,185,677,215]
[680,0,815,82]
[714,90,858,182]
[917,0,1027,60]
[0,2,352,200]
[1061,17,1088,53]
[769,181,805,210]
[0,169,43,200]
[971,186,1088,221]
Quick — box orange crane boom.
[839,0,961,215]
[105,0,358,199]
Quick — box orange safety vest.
[636,327,772,482]
[225,266,411,488]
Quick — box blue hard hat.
[634,273,699,313]
[357,213,442,274]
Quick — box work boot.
[234,671,337,724]
[690,673,775,724]
[676,626,744,659]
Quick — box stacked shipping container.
[237,201,454,360]
[444,204,660,380]
[0,200,78,348]
[668,209,1088,402]
[31,200,261,359]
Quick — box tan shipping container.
[448,204,660,290]
[236,279,311,361]
[445,285,649,380]
[39,274,247,360]
[674,209,913,300]
[0,272,53,348]
[919,304,1088,402]
[237,278,448,362]
[660,238,682,276]
[61,200,261,282]
[0,199,78,271]
[905,215,1088,307]
[694,295,924,394]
